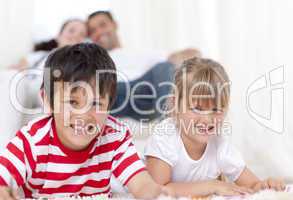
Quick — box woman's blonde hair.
[166,57,230,115]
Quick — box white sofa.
[0,70,26,150]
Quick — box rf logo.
[246,66,285,134]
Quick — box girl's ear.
[113,21,118,30]
[169,96,176,107]
[165,96,177,115]
[40,89,52,114]
[40,88,44,100]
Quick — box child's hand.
[211,180,253,196]
[252,178,285,192]
[0,186,18,200]
[161,185,175,196]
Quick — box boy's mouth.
[69,123,97,135]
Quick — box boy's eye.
[212,108,224,113]
[66,100,78,106]
[211,108,218,112]
[92,101,102,107]
[71,100,78,105]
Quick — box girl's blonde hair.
[167,57,230,115]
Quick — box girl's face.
[57,20,87,47]
[177,99,226,144]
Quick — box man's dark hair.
[88,11,114,22]
[42,43,117,109]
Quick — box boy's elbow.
[131,183,162,199]
[132,183,176,199]
[127,171,173,199]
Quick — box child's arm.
[126,171,166,198]
[235,167,260,188]
[0,187,19,200]
[235,167,285,192]
[146,156,251,197]
[217,139,285,192]
[111,129,169,199]
[0,133,28,199]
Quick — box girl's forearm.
[166,180,216,197]
[235,167,260,188]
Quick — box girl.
[10,19,88,112]
[145,57,285,198]
[11,18,87,70]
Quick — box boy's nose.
[75,112,96,124]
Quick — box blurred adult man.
[87,11,200,120]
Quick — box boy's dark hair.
[42,43,117,109]
[88,11,114,22]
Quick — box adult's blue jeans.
[111,62,175,121]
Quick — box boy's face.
[52,80,109,151]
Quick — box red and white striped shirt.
[0,115,145,198]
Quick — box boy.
[0,43,164,198]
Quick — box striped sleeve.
[111,129,146,186]
[0,132,27,188]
